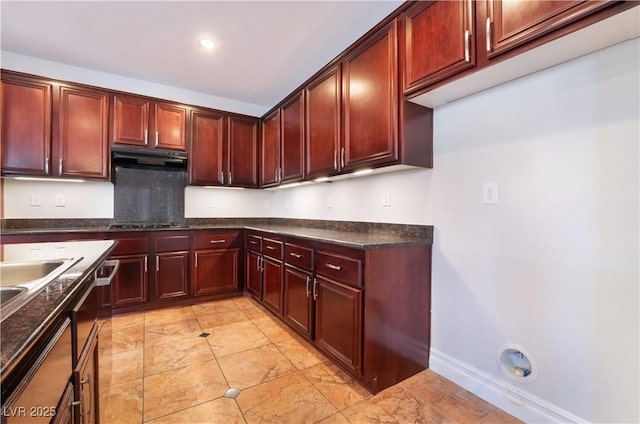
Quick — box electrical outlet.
[382,190,391,207]
[55,194,66,207]
[30,193,42,207]
[482,182,498,204]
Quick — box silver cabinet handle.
[156,255,159,272]
[228,172,232,185]
[305,275,311,298]
[45,155,49,174]
[289,252,302,259]
[486,17,492,52]
[326,263,342,271]
[144,129,148,145]
[210,239,226,244]
[464,30,470,62]
[155,131,159,146]
[256,256,260,271]
[195,252,198,268]
[80,373,92,420]
[333,150,337,170]
[312,277,318,301]
[220,171,224,184]
[266,245,276,250]
[144,256,148,273]
[59,158,63,175]
[341,148,345,168]
[95,259,120,286]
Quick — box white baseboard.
[429,348,587,424]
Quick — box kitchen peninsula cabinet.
[111,93,187,151]
[1,72,110,180]
[154,234,190,301]
[192,231,242,296]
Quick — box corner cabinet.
[228,115,259,188]
[1,72,110,180]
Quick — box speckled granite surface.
[1,218,433,248]
[0,240,116,390]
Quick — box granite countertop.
[1,218,433,249]
[0,240,116,381]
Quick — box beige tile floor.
[98,296,522,423]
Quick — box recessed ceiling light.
[199,39,216,49]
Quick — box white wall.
[3,179,113,219]
[2,37,637,424]
[269,39,639,423]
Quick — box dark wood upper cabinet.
[188,108,226,185]
[1,72,110,180]
[53,84,110,180]
[1,73,52,176]
[260,109,280,187]
[280,92,305,183]
[342,20,399,171]
[228,115,259,188]
[485,0,610,59]
[305,65,342,179]
[403,0,475,93]
[111,93,187,151]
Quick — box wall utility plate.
[482,182,498,204]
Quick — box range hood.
[111,146,187,168]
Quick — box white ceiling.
[0,1,403,113]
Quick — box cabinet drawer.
[111,237,149,255]
[246,234,262,251]
[263,238,283,259]
[284,243,313,271]
[316,250,362,287]
[155,235,190,252]
[193,231,240,250]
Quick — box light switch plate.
[55,194,66,207]
[30,193,42,206]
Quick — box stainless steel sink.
[0,287,26,304]
[0,257,82,321]
[0,259,66,287]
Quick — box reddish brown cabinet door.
[111,94,187,151]
[403,0,475,93]
[155,251,189,301]
[111,94,150,148]
[305,65,341,179]
[342,21,399,171]
[315,275,363,377]
[153,102,187,151]
[193,248,240,296]
[486,0,610,58]
[1,74,52,176]
[228,115,259,187]
[246,250,262,299]
[260,110,280,187]
[283,266,314,340]
[189,108,226,185]
[54,84,110,180]
[280,92,305,183]
[110,254,148,308]
[262,256,284,317]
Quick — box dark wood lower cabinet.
[314,276,363,377]
[110,255,148,308]
[262,256,284,316]
[52,383,75,424]
[192,248,240,296]
[73,327,99,424]
[283,266,314,340]
[155,251,189,300]
[245,250,262,299]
